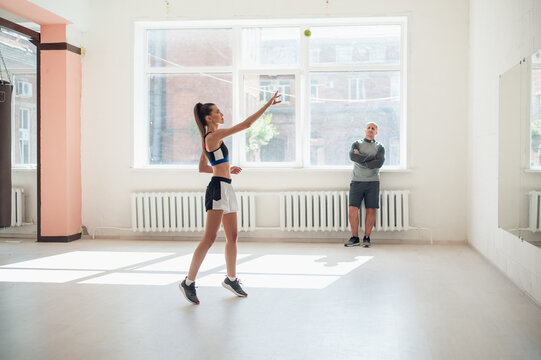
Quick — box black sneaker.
[363,236,371,248]
[179,278,200,304]
[222,277,248,297]
[344,236,360,247]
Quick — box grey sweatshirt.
[349,138,385,181]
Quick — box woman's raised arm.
[207,91,281,143]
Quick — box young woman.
[179,91,282,304]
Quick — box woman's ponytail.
[193,102,214,151]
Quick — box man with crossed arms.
[345,122,385,248]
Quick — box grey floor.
[1,238,541,360]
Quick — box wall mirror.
[498,49,541,247]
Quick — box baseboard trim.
[38,233,81,242]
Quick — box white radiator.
[529,191,541,232]
[11,188,24,227]
[280,190,409,232]
[131,192,256,232]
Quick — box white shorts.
[204,177,238,214]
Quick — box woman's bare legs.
[222,212,238,278]
[221,211,247,296]
[187,210,223,281]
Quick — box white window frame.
[134,17,408,170]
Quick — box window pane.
[140,20,405,168]
[12,73,37,166]
[2,27,37,167]
[148,73,233,165]
[241,27,299,67]
[147,29,232,67]
[310,71,401,166]
[243,75,296,163]
[531,50,541,169]
[0,28,36,70]
[309,25,401,66]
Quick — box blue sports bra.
[204,132,229,166]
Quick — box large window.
[12,73,37,166]
[531,50,541,169]
[0,27,37,168]
[135,18,407,168]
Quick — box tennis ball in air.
[304,29,311,37]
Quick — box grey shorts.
[349,181,380,209]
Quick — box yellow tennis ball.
[304,29,311,37]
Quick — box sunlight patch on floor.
[196,255,373,289]
[236,254,372,276]
[0,251,174,270]
[135,253,251,272]
[0,252,373,288]
[0,269,102,283]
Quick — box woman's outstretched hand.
[267,91,282,106]
[230,166,242,175]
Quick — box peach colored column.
[40,25,82,241]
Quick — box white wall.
[469,0,541,305]
[68,0,469,241]
[29,0,89,45]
